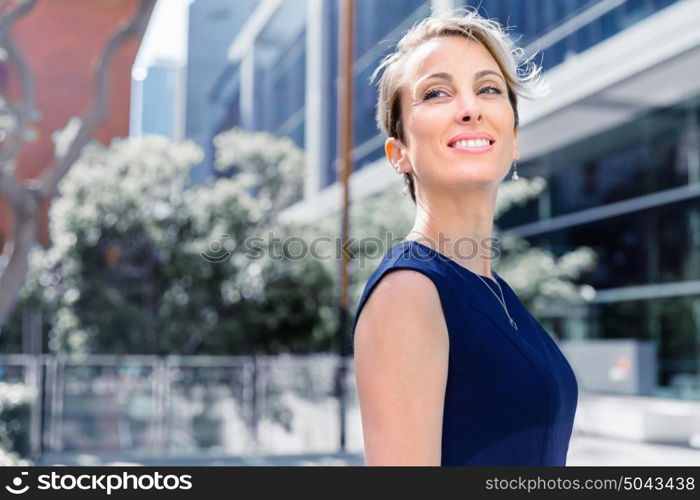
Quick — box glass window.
[350,1,430,171]
[354,60,380,152]
[0,63,7,89]
[479,0,502,21]
[464,1,679,70]
[503,0,527,41]
[547,104,690,218]
[621,0,655,28]
[267,29,306,147]
[355,0,425,55]
[527,198,700,289]
[500,97,699,249]
[288,120,305,152]
[500,94,699,234]
[530,1,678,69]
[652,0,677,9]
[591,295,700,400]
[214,89,241,136]
[141,65,177,138]
[323,0,340,188]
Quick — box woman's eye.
[423,88,447,100]
[479,86,502,95]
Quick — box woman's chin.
[446,170,503,188]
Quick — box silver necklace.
[407,240,518,331]
[474,273,519,331]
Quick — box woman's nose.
[454,94,483,123]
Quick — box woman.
[352,8,579,466]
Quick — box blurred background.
[0,0,699,466]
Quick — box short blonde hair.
[370,7,549,202]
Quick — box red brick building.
[0,0,144,250]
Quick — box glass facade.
[459,0,680,70]
[205,0,307,151]
[338,0,430,183]
[185,0,259,182]
[192,0,682,183]
[139,64,178,138]
[529,197,700,289]
[498,93,700,400]
[203,0,697,400]
[539,0,680,70]
[586,295,700,400]
[267,28,307,147]
[336,0,682,183]
[499,95,700,229]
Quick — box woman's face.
[387,36,520,193]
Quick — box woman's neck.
[404,187,499,279]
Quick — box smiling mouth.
[447,139,496,150]
[448,139,495,148]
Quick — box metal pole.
[23,308,43,460]
[335,0,355,453]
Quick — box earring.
[511,161,520,181]
[401,173,410,196]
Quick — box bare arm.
[353,269,449,466]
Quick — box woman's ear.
[512,128,521,162]
[385,137,412,174]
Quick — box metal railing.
[0,353,363,461]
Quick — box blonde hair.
[370,7,549,202]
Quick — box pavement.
[36,431,700,466]
[567,432,700,466]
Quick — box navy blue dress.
[351,240,578,466]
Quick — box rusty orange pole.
[335,0,354,452]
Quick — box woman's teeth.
[451,139,491,148]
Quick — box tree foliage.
[0,0,157,327]
[7,126,598,356]
[0,382,34,465]
[11,130,335,355]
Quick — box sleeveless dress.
[351,240,579,466]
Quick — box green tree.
[11,130,335,355]
[0,382,34,465]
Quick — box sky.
[133,0,193,79]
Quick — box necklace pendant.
[510,318,518,330]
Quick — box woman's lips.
[448,142,495,154]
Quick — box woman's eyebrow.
[417,71,453,86]
[416,69,506,87]
[474,69,506,83]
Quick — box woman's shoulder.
[357,241,444,306]
[352,241,455,340]
[371,240,452,276]
[361,267,442,314]
[352,264,448,356]
[359,241,452,302]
